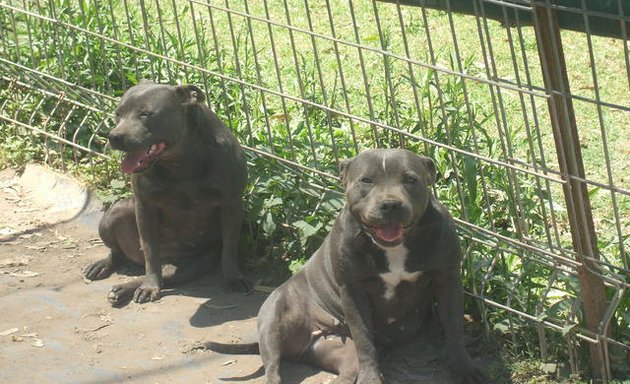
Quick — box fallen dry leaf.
[9,270,40,278]
[0,327,19,336]
[0,227,16,236]
[0,258,29,268]
[25,245,47,251]
[221,359,237,366]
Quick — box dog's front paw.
[107,284,135,306]
[133,281,161,303]
[223,272,252,293]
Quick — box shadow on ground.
[0,166,511,384]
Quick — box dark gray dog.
[84,81,250,305]
[204,149,485,384]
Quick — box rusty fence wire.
[0,0,628,380]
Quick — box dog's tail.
[219,366,265,381]
[194,341,260,355]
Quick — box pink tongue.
[375,224,404,243]
[121,149,148,174]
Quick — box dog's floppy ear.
[339,158,354,188]
[419,156,436,186]
[175,84,206,105]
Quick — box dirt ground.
[0,166,499,384]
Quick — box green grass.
[1,0,628,381]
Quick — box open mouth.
[367,222,408,246]
[120,143,167,174]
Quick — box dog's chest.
[378,245,422,300]
[140,176,221,206]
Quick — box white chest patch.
[379,244,422,300]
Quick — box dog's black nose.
[108,131,124,148]
[380,199,402,213]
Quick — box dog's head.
[340,149,436,248]
[108,81,206,174]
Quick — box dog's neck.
[147,139,211,180]
[149,111,228,178]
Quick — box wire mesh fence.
[1,0,628,381]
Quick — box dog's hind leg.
[258,331,282,384]
[257,288,306,384]
[85,198,139,281]
[304,335,359,384]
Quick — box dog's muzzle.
[119,143,167,174]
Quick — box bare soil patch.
[0,166,500,384]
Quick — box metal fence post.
[533,1,609,380]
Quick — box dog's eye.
[403,175,417,184]
[360,177,373,184]
[139,111,153,118]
